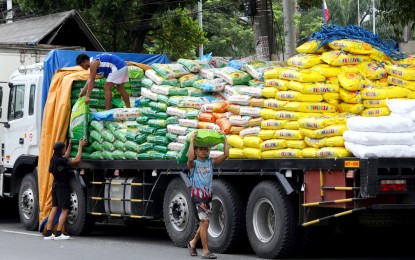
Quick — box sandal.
[187,242,198,256]
[201,251,217,259]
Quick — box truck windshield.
[8,85,25,120]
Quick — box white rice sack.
[346,116,415,132]
[151,63,189,79]
[145,69,164,85]
[151,84,171,96]
[390,111,415,121]
[113,108,142,121]
[239,106,261,117]
[209,150,224,158]
[168,142,184,151]
[179,119,199,128]
[228,95,251,106]
[239,86,264,97]
[240,126,261,137]
[229,115,251,126]
[386,98,415,114]
[167,124,188,135]
[225,85,242,95]
[199,68,219,79]
[177,135,188,144]
[141,88,158,101]
[343,130,415,145]
[345,141,415,158]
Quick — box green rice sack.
[112,150,125,160]
[195,129,225,148]
[124,151,138,160]
[70,96,91,142]
[90,151,103,159]
[128,65,144,79]
[90,120,104,132]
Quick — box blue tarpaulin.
[41,49,170,116]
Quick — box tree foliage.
[378,0,415,30]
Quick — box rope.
[310,24,406,60]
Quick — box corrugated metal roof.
[0,9,104,51]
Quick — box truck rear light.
[380,180,407,191]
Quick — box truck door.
[3,80,38,168]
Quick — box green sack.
[135,116,149,124]
[166,151,178,159]
[147,135,169,145]
[157,94,169,104]
[90,130,103,143]
[140,126,157,134]
[101,130,116,143]
[114,140,126,151]
[166,116,179,125]
[139,98,151,107]
[154,128,167,136]
[90,141,103,151]
[147,119,167,128]
[176,136,190,164]
[166,132,178,141]
[90,121,104,132]
[124,151,138,160]
[113,130,127,142]
[112,150,125,160]
[137,153,151,160]
[70,96,90,142]
[148,151,166,160]
[112,98,125,108]
[90,151,103,159]
[149,101,167,112]
[102,141,115,151]
[125,141,139,152]
[128,65,144,79]
[195,129,225,148]
[154,145,169,153]
[137,142,154,153]
[142,78,154,88]
[102,150,113,160]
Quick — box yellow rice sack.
[261,119,287,130]
[339,88,362,103]
[338,72,365,91]
[328,39,373,54]
[322,92,341,102]
[296,40,327,53]
[275,111,301,121]
[301,147,319,158]
[248,117,263,127]
[274,129,304,140]
[407,90,415,98]
[387,76,415,91]
[363,99,387,108]
[370,48,391,62]
[361,86,408,100]
[262,150,278,158]
[283,101,300,112]
[260,108,278,120]
[317,147,352,158]
[358,62,387,80]
[284,121,300,130]
[263,99,288,110]
[263,67,286,79]
[311,64,342,77]
[258,130,276,140]
[229,148,243,159]
[261,87,278,98]
[299,116,335,129]
[300,124,347,138]
[324,136,345,147]
[385,64,415,81]
[279,68,326,82]
[288,81,339,94]
[338,103,364,114]
[321,51,372,66]
[260,139,287,151]
[298,93,323,102]
[287,53,324,69]
[274,148,302,158]
[242,147,261,159]
[361,107,391,117]
[264,79,289,90]
[276,91,301,101]
[340,65,360,73]
[398,55,415,65]
[304,136,325,148]
[228,135,244,149]
[326,77,339,85]
[286,140,307,149]
[298,102,337,113]
[243,136,262,148]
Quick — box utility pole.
[6,0,13,23]
[372,0,375,34]
[198,0,203,57]
[252,0,276,61]
[283,0,296,60]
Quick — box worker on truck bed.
[76,53,131,110]
[186,131,229,259]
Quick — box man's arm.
[70,138,87,166]
[187,131,198,171]
[63,140,72,158]
[79,60,99,100]
[212,135,229,166]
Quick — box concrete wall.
[399,41,415,54]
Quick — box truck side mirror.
[4,122,9,128]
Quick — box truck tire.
[246,180,298,259]
[18,173,39,231]
[208,179,246,253]
[163,177,198,248]
[65,175,94,236]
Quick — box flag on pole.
[322,0,329,24]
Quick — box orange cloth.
[38,66,91,226]
[126,61,151,71]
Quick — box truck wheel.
[208,179,246,253]
[65,175,94,236]
[18,173,39,231]
[246,180,298,259]
[163,177,198,248]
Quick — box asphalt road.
[2,198,415,260]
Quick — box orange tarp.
[38,62,149,227]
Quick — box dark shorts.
[194,201,212,221]
[52,187,71,209]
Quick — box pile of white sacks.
[344,99,415,158]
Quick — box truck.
[2,49,415,259]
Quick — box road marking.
[0,230,42,237]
